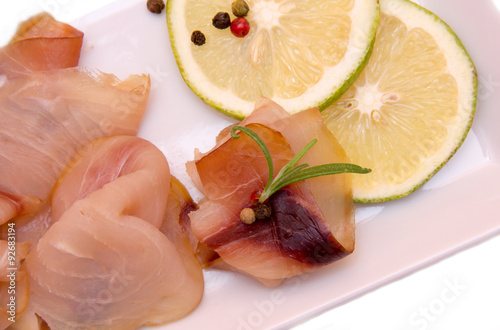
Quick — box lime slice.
[167,0,379,119]
[322,0,477,203]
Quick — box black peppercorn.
[212,12,231,29]
[255,204,272,220]
[147,0,165,14]
[191,30,206,46]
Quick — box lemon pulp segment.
[322,0,477,202]
[167,0,379,118]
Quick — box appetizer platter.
[0,0,499,329]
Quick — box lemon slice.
[167,0,379,119]
[322,0,477,203]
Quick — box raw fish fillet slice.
[159,177,218,267]
[260,99,356,253]
[0,13,83,78]
[26,136,203,329]
[187,98,355,281]
[0,192,40,225]
[51,136,171,228]
[0,68,150,203]
[0,13,150,243]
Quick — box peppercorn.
[191,30,206,46]
[147,0,165,14]
[240,208,256,224]
[232,0,250,17]
[212,12,231,29]
[230,17,250,38]
[255,204,272,220]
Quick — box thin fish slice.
[187,98,355,282]
[26,136,203,329]
[0,14,150,244]
[0,13,84,78]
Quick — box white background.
[1,1,499,329]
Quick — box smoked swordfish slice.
[26,136,204,329]
[187,98,356,283]
[0,13,87,328]
[159,176,218,267]
[0,68,150,201]
[0,13,150,243]
[0,14,151,328]
[0,13,84,78]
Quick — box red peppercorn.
[250,190,261,202]
[230,17,250,38]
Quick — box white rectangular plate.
[5,0,500,328]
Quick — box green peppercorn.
[240,208,256,224]
[212,12,231,29]
[232,0,249,17]
[191,30,206,46]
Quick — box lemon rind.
[352,0,478,203]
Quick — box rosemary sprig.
[230,125,371,203]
